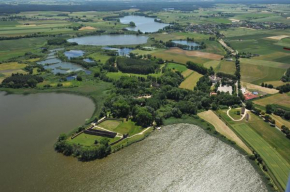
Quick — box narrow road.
[127,127,152,138]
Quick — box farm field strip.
[233,123,290,189]
[253,93,290,108]
[198,110,252,154]
[179,71,203,90]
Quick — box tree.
[133,107,153,127]
[266,104,273,114]
[129,21,136,27]
[77,76,82,81]
[112,100,130,117]
[245,101,253,110]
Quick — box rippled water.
[0,100,268,192]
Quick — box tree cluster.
[117,57,158,74]
[1,73,43,88]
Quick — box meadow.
[253,93,290,108]
[179,71,203,90]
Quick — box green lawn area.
[166,62,188,73]
[232,123,290,190]
[228,108,241,120]
[98,119,143,136]
[106,71,162,80]
[98,120,122,130]
[88,52,110,64]
[216,60,236,75]
[115,120,143,136]
[68,133,119,146]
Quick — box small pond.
[64,50,84,59]
[37,49,90,74]
[172,40,200,50]
[102,47,133,56]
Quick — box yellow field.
[271,114,290,129]
[181,69,193,78]
[241,82,279,94]
[264,80,288,87]
[0,62,27,83]
[179,71,203,90]
[203,60,220,69]
[254,93,290,108]
[198,110,252,154]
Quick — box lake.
[120,15,169,33]
[0,92,95,192]
[172,40,200,50]
[0,97,268,192]
[67,35,148,46]
[37,49,90,74]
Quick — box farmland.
[217,109,290,190]
[179,71,203,90]
[253,93,290,108]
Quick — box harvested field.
[203,60,220,69]
[179,71,203,90]
[181,69,193,78]
[271,114,290,129]
[166,47,223,60]
[253,93,290,108]
[241,82,279,94]
[264,80,288,87]
[267,35,289,40]
[79,26,96,31]
[229,19,240,22]
[198,110,252,154]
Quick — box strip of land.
[165,47,223,60]
[198,110,252,154]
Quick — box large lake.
[67,35,148,46]
[0,96,268,192]
[120,15,169,33]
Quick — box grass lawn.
[228,108,242,120]
[88,52,111,64]
[253,93,290,108]
[98,119,143,136]
[179,71,203,90]
[114,120,143,136]
[69,133,120,146]
[232,123,290,190]
[106,71,162,80]
[166,62,188,73]
[98,120,122,131]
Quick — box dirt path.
[218,39,236,55]
[128,127,151,138]
[198,110,252,154]
[227,107,248,122]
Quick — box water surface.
[0,92,95,192]
[64,50,84,59]
[37,49,88,74]
[120,15,169,33]
[172,40,200,50]
[102,47,133,56]
[68,35,148,46]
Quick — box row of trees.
[266,104,290,120]
[281,68,290,82]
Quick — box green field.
[253,93,290,108]
[179,71,203,90]
[232,123,290,189]
[166,62,188,72]
[69,133,120,146]
[228,108,241,120]
[99,119,143,136]
[216,60,236,75]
